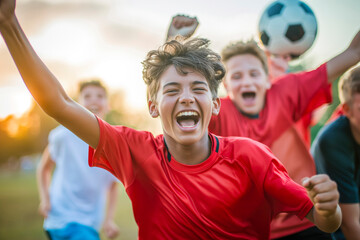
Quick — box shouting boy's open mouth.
[176,111,200,128]
[242,91,256,105]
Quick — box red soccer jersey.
[270,67,332,149]
[208,63,329,146]
[89,117,313,240]
[208,63,331,238]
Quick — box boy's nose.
[242,76,252,86]
[179,91,195,104]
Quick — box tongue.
[179,119,196,127]
[243,95,255,104]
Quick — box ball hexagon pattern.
[258,0,317,58]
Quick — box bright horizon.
[0,0,359,119]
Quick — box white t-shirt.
[44,126,117,231]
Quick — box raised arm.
[0,0,100,148]
[36,146,55,218]
[327,30,360,83]
[166,14,199,42]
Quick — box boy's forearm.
[36,162,52,203]
[105,182,118,221]
[37,171,51,203]
[103,183,120,239]
[327,48,360,84]
[326,31,360,84]
[36,148,53,202]
[341,222,360,240]
[339,203,360,240]
[312,205,342,233]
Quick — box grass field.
[0,172,138,240]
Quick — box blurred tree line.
[0,90,161,166]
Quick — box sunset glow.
[0,86,33,119]
[0,0,359,119]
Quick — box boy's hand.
[38,199,51,218]
[266,50,291,81]
[0,0,16,24]
[103,219,120,239]
[302,174,339,217]
[166,14,199,41]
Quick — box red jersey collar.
[163,133,220,173]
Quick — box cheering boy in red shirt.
[0,1,341,239]
[208,35,360,238]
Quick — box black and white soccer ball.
[258,0,317,58]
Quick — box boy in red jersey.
[208,36,360,239]
[167,16,360,239]
[0,1,341,239]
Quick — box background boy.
[209,34,359,239]
[312,66,360,240]
[37,79,120,240]
[0,1,341,239]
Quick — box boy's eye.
[232,73,242,79]
[250,71,260,77]
[193,87,206,92]
[165,89,178,94]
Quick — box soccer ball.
[258,0,317,58]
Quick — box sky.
[0,0,359,119]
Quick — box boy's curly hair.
[142,37,225,102]
[221,39,268,75]
[339,65,360,104]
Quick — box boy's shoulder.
[97,116,164,147]
[316,115,351,146]
[217,135,274,162]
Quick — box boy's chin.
[174,133,207,146]
[240,106,261,116]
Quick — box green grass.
[0,172,137,240]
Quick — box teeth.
[177,111,198,117]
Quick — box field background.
[0,172,138,240]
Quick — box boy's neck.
[239,110,259,119]
[164,134,212,165]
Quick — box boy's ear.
[265,77,271,89]
[212,97,221,116]
[342,103,350,117]
[148,100,159,118]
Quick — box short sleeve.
[312,125,359,203]
[88,116,158,187]
[264,158,313,219]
